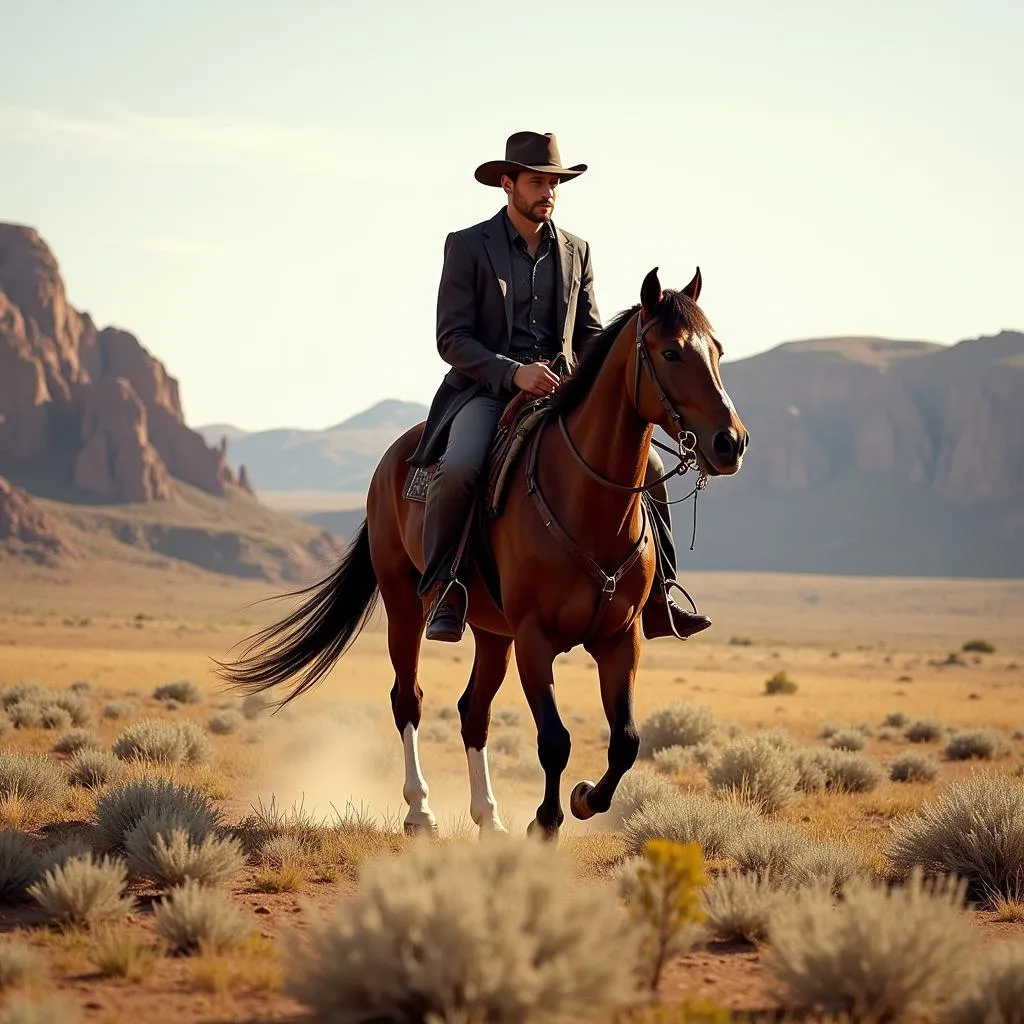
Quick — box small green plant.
[764,671,797,695]
[962,639,995,654]
[620,839,709,991]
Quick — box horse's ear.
[641,267,662,319]
[682,266,702,302]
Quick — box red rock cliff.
[0,223,239,501]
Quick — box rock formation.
[0,474,74,563]
[0,222,238,502]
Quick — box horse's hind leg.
[380,564,436,835]
[458,626,513,835]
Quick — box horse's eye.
[662,348,681,363]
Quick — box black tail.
[214,519,380,708]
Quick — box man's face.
[505,173,560,223]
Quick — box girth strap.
[525,419,650,651]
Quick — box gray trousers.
[417,392,679,597]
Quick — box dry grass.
[88,928,159,981]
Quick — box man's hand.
[512,361,560,396]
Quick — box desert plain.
[1,557,1023,1023]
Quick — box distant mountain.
[197,399,429,492]
[201,331,1024,579]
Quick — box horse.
[215,266,748,841]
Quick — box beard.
[512,186,553,223]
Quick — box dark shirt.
[502,213,559,388]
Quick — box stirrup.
[426,578,468,624]
[659,579,706,641]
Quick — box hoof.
[403,816,439,838]
[570,780,596,821]
[527,818,560,844]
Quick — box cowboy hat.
[474,131,587,187]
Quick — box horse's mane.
[548,290,715,417]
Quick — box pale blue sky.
[2,0,1020,431]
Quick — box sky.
[2,0,1021,431]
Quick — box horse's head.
[633,267,748,476]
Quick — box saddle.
[403,390,551,519]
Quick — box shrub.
[947,941,1024,1024]
[811,749,883,793]
[0,938,47,988]
[889,773,1024,903]
[286,836,643,1022]
[52,729,100,756]
[876,726,899,742]
[240,693,269,720]
[653,745,698,774]
[785,842,870,896]
[0,831,40,902]
[906,717,943,743]
[102,700,135,720]
[68,680,92,694]
[111,719,212,766]
[175,720,213,765]
[622,792,761,859]
[125,813,245,890]
[608,767,677,827]
[789,749,827,793]
[37,705,72,730]
[7,703,42,729]
[708,737,799,813]
[703,871,786,942]
[492,706,525,729]
[28,854,134,928]
[883,711,909,728]
[945,729,1010,761]
[152,680,203,704]
[0,753,65,804]
[766,871,976,1019]
[37,841,91,875]
[730,821,812,877]
[0,714,10,739]
[890,753,940,783]
[94,777,219,852]
[828,729,866,752]
[763,671,797,695]
[638,702,717,758]
[754,728,794,751]
[207,711,244,736]
[962,639,995,654]
[49,693,92,727]
[66,749,125,790]
[89,930,158,982]
[153,879,251,954]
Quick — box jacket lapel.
[554,224,575,344]
[482,210,514,342]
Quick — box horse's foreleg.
[459,627,513,835]
[514,625,569,841]
[571,623,642,820]
[381,568,436,836]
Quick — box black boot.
[425,580,468,643]
[642,580,712,640]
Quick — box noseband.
[557,312,707,498]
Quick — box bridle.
[556,311,708,501]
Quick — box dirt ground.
[0,568,1022,1022]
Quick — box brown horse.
[216,267,748,840]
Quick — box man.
[408,131,711,644]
